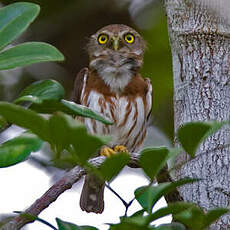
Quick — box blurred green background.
[0,0,173,140]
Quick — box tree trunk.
[165,1,230,229]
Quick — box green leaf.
[139,147,180,180]
[99,153,130,182]
[61,100,113,125]
[14,80,65,104]
[172,206,229,230]
[48,113,85,152]
[109,222,150,230]
[30,99,113,125]
[119,215,148,227]
[0,115,7,129]
[130,209,145,218]
[154,223,186,230]
[146,202,198,224]
[0,42,64,70]
[0,102,49,141]
[202,208,229,229]
[48,113,107,164]
[0,132,43,167]
[134,178,199,213]
[177,121,228,158]
[56,218,99,230]
[177,122,212,157]
[173,205,204,230]
[0,2,40,50]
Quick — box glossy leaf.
[61,100,113,125]
[0,2,40,50]
[139,147,168,180]
[30,99,113,125]
[56,218,98,230]
[154,223,186,230]
[48,113,107,164]
[0,102,49,141]
[0,132,43,167]
[130,209,145,218]
[0,42,64,70]
[177,122,212,157]
[202,208,229,229]
[177,121,228,158]
[109,222,150,230]
[146,202,198,224]
[139,147,180,180]
[173,205,204,230]
[119,215,148,227]
[134,178,198,213]
[99,153,130,182]
[48,113,85,152]
[14,80,65,104]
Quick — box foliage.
[0,2,229,230]
[0,78,228,229]
[0,2,64,70]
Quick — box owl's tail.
[80,173,105,214]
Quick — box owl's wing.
[145,77,153,121]
[72,67,89,104]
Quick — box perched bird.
[72,24,152,213]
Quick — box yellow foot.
[100,146,116,157]
[114,145,129,154]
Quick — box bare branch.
[1,154,139,230]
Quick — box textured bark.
[165,1,230,229]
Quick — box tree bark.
[165,1,230,229]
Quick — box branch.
[157,166,183,204]
[1,154,139,230]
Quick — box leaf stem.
[35,217,58,230]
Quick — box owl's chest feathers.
[82,72,149,124]
[81,74,149,151]
[83,90,147,151]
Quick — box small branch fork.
[1,154,139,230]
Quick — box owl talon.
[114,145,129,154]
[100,146,116,157]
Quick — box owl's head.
[87,24,146,92]
[88,24,145,55]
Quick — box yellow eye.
[98,34,108,45]
[124,33,135,44]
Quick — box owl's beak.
[112,37,119,51]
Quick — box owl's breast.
[82,90,147,152]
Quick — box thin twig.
[105,183,128,207]
[105,184,136,217]
[125,198,136,217]
[35,217,58,230]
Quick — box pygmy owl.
[72,24,152,213]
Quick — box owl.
[72,24,152,213]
